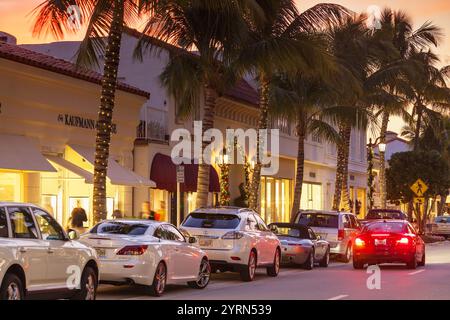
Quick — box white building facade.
[22,28,368,223]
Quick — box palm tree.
[327,15,393,211]
[405,50,450,151]
[270,73,343,217]
[134,0,258,208]
[32,0,155,223]
[369,9,442,208]
[237,0,350,210]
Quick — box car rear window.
[435,216,450,223]
[91,222,149,235]
[183,213,241,229]
[296,213,338,228]
[273,226,310,239]
[367,211,405,220]
[364,222,406,233]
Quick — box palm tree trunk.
[248,72,270,211]
[438,191,449,216]
[379,111,389,208]
[340,124,352,212]
[93,0,124,224]
[414,104,423,151]
[195,85,217,208]
[332,122,349,210]
[291,114,306,219]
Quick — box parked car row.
[0,202,426,300]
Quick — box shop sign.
[176,165,185,184]
[57,113,117,134]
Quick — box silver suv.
[293,210,361,263]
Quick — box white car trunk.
[182,227,235,250]
[80,234,155,260]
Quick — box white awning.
[45,155,94,184]
[0,134,56,172]
[69,145,156,187]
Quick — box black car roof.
[268,223,310,230]
[368,209,405,213]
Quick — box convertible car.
[268,223,330,270]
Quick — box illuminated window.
[0,172,22,202]
[300,183,322,210]
[260,177,293,224]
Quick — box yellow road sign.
[410,179,428,197]
[413,197,425,205]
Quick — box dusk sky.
[1,0,449,133]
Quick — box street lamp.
[367,136,387,209]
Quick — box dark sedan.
[268,223,330,270]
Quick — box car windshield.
[364,222,406,233]
[367,211,404,219]
[183,213,241,229]
[435,216,450,223]
[91,222,149,235]
[272,226,309,239]
[296,213,338,228]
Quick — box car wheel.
[319,247,330,267]
[71,267,97,300]
[188,258,211,289]
[240,250,257,282]
[149,262,167,296]
[406,253,417,269]
[353,259,365,269]
[341,243,352,263]
[418,252,426,267]
[267,248,281,277]
[303,250,314,270]
[0,273,24,300]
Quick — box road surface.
[97,241,450,300]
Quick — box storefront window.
[150,189,169,221]
[260,177,293,224]
[300,183,322,210]
[0,172,22,202]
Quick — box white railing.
[137,106,168,142]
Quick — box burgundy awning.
[150,153,220,193]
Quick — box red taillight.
[222,231,244,239]
[116,245,148,256]
[338,229,344,241]
[354,237,365,247]
[396,237,409,245]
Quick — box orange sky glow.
[1,0,449,133]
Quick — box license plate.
[375,239,387,246]
[199,239,213,247]
[95,248,106,258]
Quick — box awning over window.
[150,153,220,193]
[46,155,94,184]
[0,134,56,172]
[69,144,156,187]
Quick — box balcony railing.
[136,106,169,142]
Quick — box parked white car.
[180,207,281,281]
[293,210,361,262]
[0,203,99,300]
[79,219,210,296]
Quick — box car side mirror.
[269,225,278,233]
[316,235,321,240]
[67,230,78,240]
[188,236,197,244]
